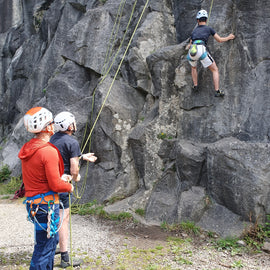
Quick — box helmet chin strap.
[41,123,54,136]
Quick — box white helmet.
[54,111,76,131]
[196,9,208,19]
[24,107,53,133]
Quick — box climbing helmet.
[54,111,76,132]
[196,9,208,19]
[24,107,53,133]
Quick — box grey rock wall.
[0,0,269,237]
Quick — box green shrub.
[243,215,270,250]
[0,177,22,195]
[0,165,11,183]
[135,208,145,216]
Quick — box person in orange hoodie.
[18,107,73,270]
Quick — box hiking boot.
[60,258,83,268]
[214,90,225,97]
[192,85,198,92]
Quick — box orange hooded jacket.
[18,138,72,197]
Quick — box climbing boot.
[214,90,225,97]
[60,258,83,268]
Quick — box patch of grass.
[180,221,200,235]
[0,251,31,267]
[107,195,125,204]
[264,214,270,237]
[207,231,216,238]
[109,212,133,221]
[145,264,159,270]
[231,260,245,268]
[161,220,201,235]
[71,201,134,222]
[214,237,239,251]
[213,236,245,256]
[243,214,270,250]
[0,177,22,195]
[115,245,172,270]
[1,195,10,199]
[71,200,104,216]
[167,236,187,244]
[135,208,145,216]
[175,256,193,265]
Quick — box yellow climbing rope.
[72,0,138,204]
[72,0,150,205]
[69,1,150,265]
[102,0,127,75]
[69,193,73,269]
[207,0,214,25]
[82,0,150,154]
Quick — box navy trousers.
[26,203,59,270]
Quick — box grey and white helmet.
[54,111,76,132]
[196,9,208,19]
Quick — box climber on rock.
[186,9,235,97]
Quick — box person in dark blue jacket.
[186,9,235,97]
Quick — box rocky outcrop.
[0,0,269,237]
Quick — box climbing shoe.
[192,85,198,92]
[60,258,83,268]
[214,90,225,97]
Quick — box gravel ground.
[0,198,269,269]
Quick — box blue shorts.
[59,193,69,209]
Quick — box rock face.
[0,0,269,237]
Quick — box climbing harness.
[24,191,64,238]
[193,40,205,45]
[187,50,207,61]
[187,42,208,62]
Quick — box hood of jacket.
[18,138,49,161]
